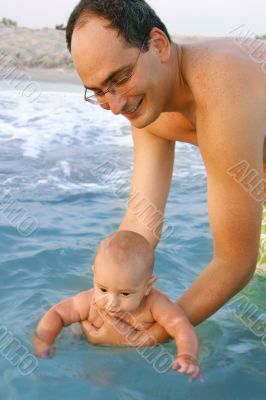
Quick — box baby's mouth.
[107,309,121,316]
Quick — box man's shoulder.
[188,36,255,73]
[190,39,261,107]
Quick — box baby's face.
[93,260,153,316]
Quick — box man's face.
[71,17,165,128]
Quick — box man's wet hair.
[66,0,172,53]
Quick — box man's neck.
[165,43,196,126]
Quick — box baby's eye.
[121,292,130,297]
[100,288,107,293]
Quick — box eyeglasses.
[84,38,146,106]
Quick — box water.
[0,80,265,400]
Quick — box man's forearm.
[119,210,162,249]
[177,257,256,326]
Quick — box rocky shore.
[0,24,210,69]
[1,24,263,84]
[0,24,73,69]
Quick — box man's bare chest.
[147,112,198,145]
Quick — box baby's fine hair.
[95,230,154,274]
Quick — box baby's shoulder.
[71,289,95,320]
[146,288,170,306]
[147,288,177,320]
[74,288,95,304]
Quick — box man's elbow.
[216,254,257,290]
[242,260,258,284]
[232,258,257,290]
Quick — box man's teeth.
[128,98,142,113]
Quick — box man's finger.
[81,320,99,336]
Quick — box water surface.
[0,81,265,400]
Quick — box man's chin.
[131,112,161,129]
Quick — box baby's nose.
[108,296,120,310]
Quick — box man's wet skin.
[71,16,265,332]
[72,21,266,162]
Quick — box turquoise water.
[0,81,265,400]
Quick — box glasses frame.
[84,38,147,105]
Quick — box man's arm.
[33,291,91,357]
[177,57,263,325]
[83,128,175,345]
[119,126,175,248]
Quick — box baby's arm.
[151,291,202,381]
[33,291,91,358]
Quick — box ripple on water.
[0,85,265,399]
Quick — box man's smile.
[123,97,144,118]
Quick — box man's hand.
[80,320,120,346]
[172,354,204,382]
[81,319,141,346]
[33,333,56,358]
[81,318,170,347]
[144,321,171,345]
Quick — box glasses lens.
[87,96,99,105]
[84,73,136,106]
[84,89,99,105]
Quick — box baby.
[33,231,203,381]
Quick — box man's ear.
[91,264,94,273]
[149,27,171,62]
[144,275,157,296]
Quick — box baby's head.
[92,231,156,315]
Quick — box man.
[66,0,265,344]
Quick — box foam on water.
[0,87,206,200]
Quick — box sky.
[0,0,265,37]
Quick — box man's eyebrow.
[85,64,133,91]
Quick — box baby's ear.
[149,275,157,286]
[91,264,94,273]
[145,275,157,296]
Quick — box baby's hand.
[172,354,204,382]
[33,333,56,359]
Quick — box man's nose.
[105,93,127,115]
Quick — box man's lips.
[123,97,144,117]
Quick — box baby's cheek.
[94,293,107,308]
[123,298,139,311]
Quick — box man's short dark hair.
[66,0,172,53]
